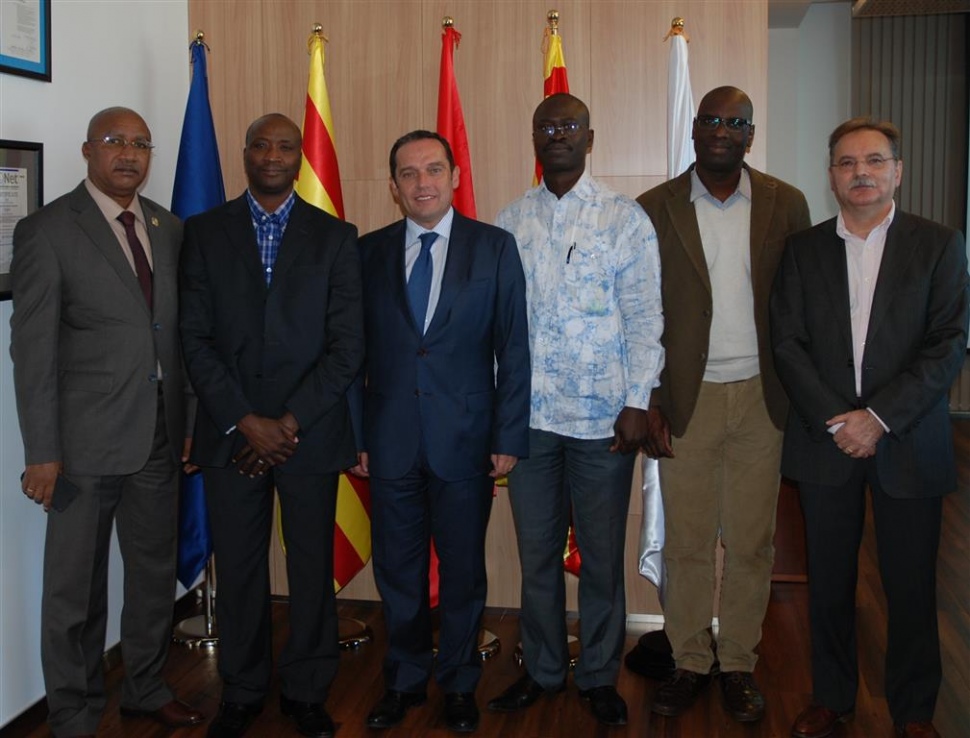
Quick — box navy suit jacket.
[353,211,531,481]
[770,210,969,497]
[179,194,364,474]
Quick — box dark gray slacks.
[42,390,178,737]
[507,429,636,691]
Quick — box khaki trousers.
[659,376,782,673]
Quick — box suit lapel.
[380,220,414,330]
[427,213,472,335]
[271,197,310,285]
[223,195,266,286]
[140,199,175,318]
[817,220,855,356]
[866,212,917,343]
[665,174,711,295]
[70,185,150,316]
[748,167,776,278]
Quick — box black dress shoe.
[486,673,564,712]
[207,701,263,738]
[651,668,712,717]
[719,671,765,722]
[444,692,479,733]
[280,695,335,737]
[578,685,628,726]
[366,690,427,729]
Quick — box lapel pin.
[151,216,160,227]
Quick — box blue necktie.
[408,231,437,332]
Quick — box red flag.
[436,20,476,218]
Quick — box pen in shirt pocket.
[566,242,576,264]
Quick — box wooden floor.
[4,422,969,738]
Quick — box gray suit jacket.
[10,182,190,474]
[770,211,969,497]
[637,165,811,437]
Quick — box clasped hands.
[827,409,884,459]
[234,412,299,476]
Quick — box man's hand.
[233,444,272,477]
[182,437,199,474]
[828,409,884,459]
[348,451,370,478]
[490,454,518,478]
[236,413,299,466]
[642,407,674,459]
[22,461,63,512]
[610,406,648,454]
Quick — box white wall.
[0,0,188,726]
[767,1,852,224]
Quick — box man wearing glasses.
[10,107,203,736]
[636,86,810,722]
[772,118,967,738]
[488,93,664,727]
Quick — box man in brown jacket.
[637,86,810,722]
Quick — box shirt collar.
[689,166,752,204]
[405,206,455,243]
[246,190,296,224]
[84,178,144,225]
[533,170,597,203]
[836,201,896,241]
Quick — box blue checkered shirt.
[246,190,296,284]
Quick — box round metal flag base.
[513,634,580,670]
[339,617,373,650]
[172,614,218,649]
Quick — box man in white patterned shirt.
[487,93,664,727]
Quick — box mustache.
[850,176,876,188]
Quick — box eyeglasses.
[86,136,155,151]
[830,155,896,172]
[695,115,752,132]
[534,121,583,137]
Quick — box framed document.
[0,140,44,299]
[0,0,51,81]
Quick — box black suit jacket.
[770,210,968,497]
[351,212,531,481]
[179,194,364,474]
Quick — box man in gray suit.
[10,107,202,738]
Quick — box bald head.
[245,113,302,148]
[86,107,148,141]
[697,86,753,121]
[533,93,590,129]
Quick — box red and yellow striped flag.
[296,28,345,219]
[534,12,570,186]
[294,27,370,592]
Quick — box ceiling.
[769,0,970,28]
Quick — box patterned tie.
[117,211,153,308]
[407,231,437,332]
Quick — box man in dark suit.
[11,106,203,737]
[179,113,364,738]
[637,86,811,722]
[771,118,968,738]
[350,130,530,734]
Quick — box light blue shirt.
[497,172,665,439]
[404,207,454,334]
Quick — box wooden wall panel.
[187,0,768,616]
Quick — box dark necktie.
[117,211,153,308]
[407,231,437,332]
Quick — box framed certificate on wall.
[0,140,44,299]
[0,0,51,82]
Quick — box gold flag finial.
[442,16,454,29]
[307,23,328,53]
[194,30,204,43]
[547,9,560,35]
[663,16,689,42]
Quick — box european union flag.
[173,38,224,589]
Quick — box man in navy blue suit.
[350,131,530,734]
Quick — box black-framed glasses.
[534,120,583,137]
[830,155,896,172]
[86,136,155,151]
[695,115,751,132]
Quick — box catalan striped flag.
[295,28,345,219]
[294,27,371,592]
[436,18,476,219]
[534,13,570,186]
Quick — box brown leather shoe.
[719,671,765,722]
[895,722,941,738]
[790,704,854,738]
[120,698,205,727]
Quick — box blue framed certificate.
[0,0,51,82]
